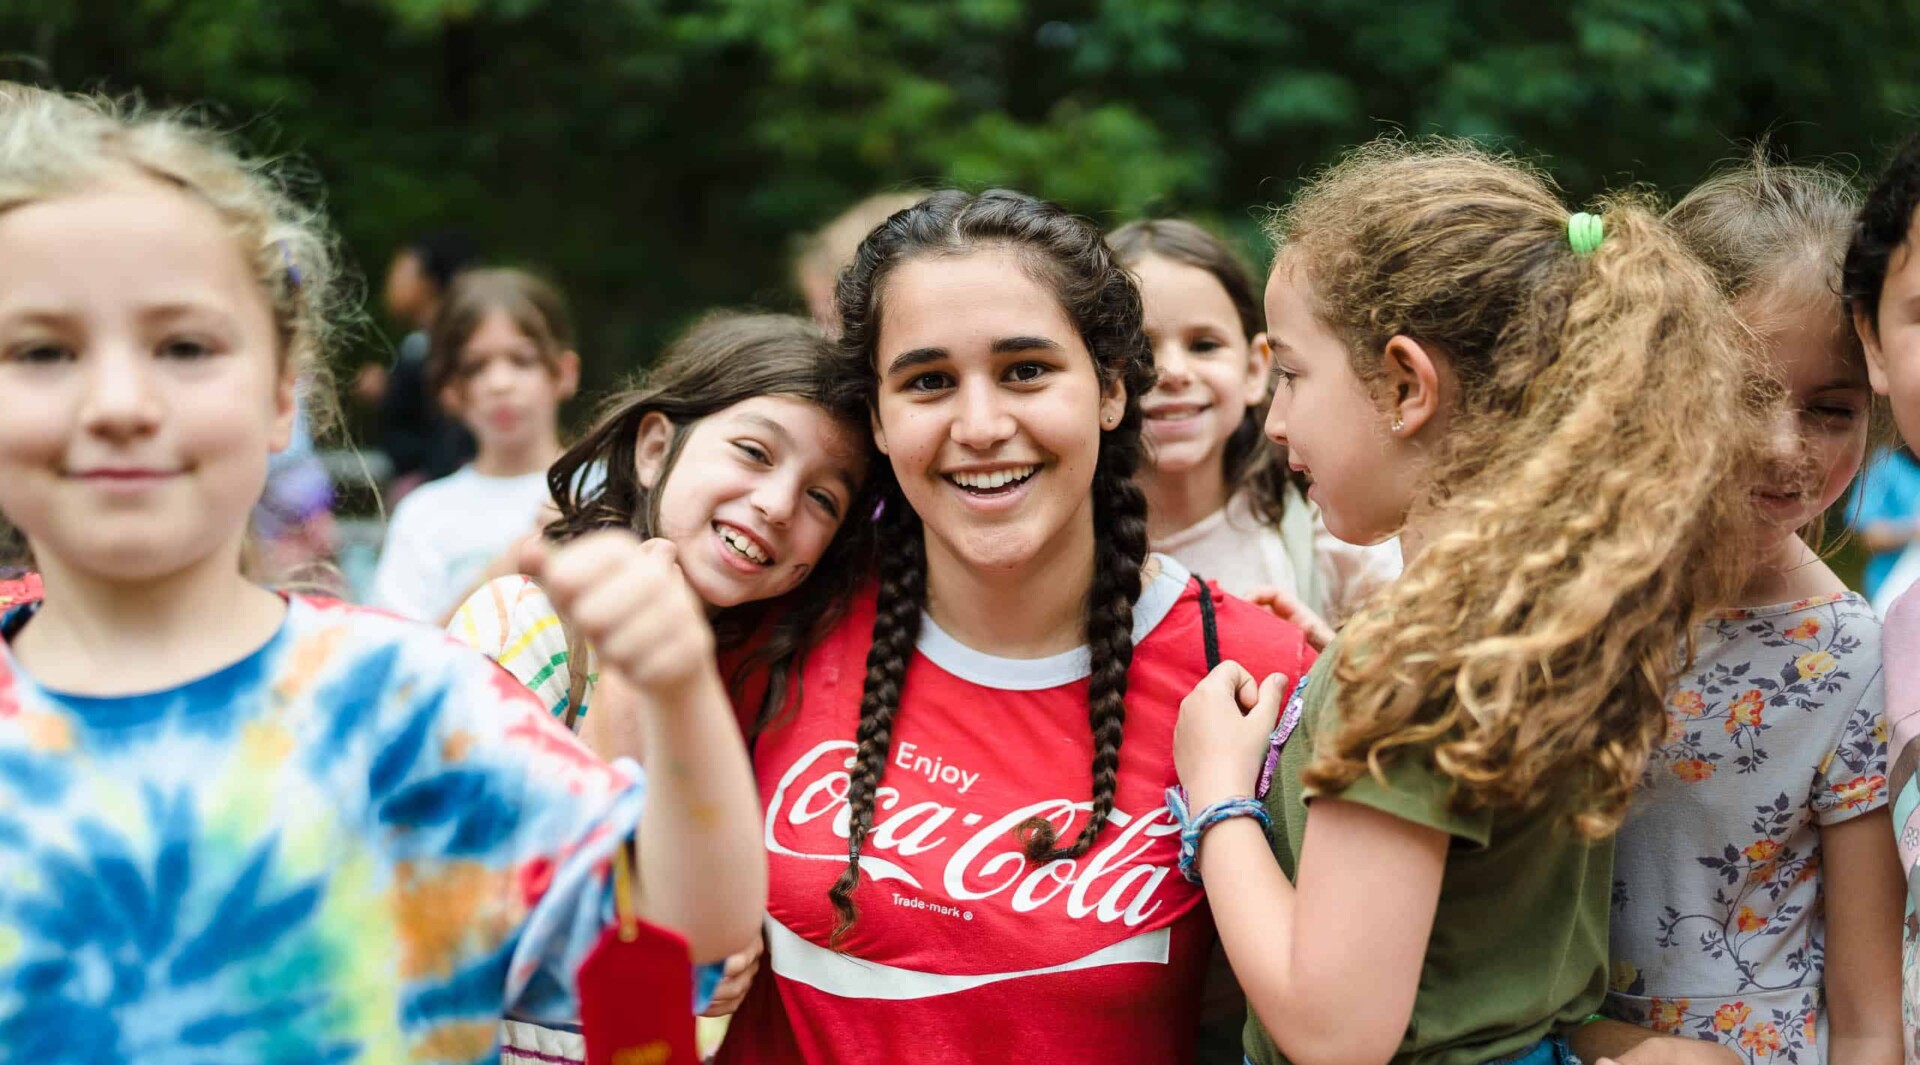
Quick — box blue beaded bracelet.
[1165,786,1271,886]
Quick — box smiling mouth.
[716,522,774,566]
[944,465,1039,495]
[1144,404,1209,421]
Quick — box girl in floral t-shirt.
[1585,160,1906,1065]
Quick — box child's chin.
[687,567,759,611]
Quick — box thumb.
[1248,673,1288,733]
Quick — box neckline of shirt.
[914,554,1192,691]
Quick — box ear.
[1243,333,1275,407]
[1098,373,1128,432]
[438,382,465,419]
[1856,305,1891,397]
[269,367,299,454]
[554,350,581,402]
[870,406,890,455]
[633,411,675,490]
[1380,335,1445,438]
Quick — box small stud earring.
[1391,416,1405,433]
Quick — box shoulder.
[449,575,560,654]
[1139,557,1315,676]
[1886,586,1920,645]
[290,594,535,696]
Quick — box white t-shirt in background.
[371,466,551,622]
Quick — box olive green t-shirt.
[1244,651,1611,1065]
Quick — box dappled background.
[10,0,1918,390]
[6,0,1917,588]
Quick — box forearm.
[1862,520,1919,554]
[1197,819,1390,1065]
[1823,811,1906,1065]
[1569,1019,1664,1062]
[634,667,766,963]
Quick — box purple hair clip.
[279,241,303,290]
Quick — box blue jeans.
[1245,1035,1576,1065]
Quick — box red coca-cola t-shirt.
[717,556,1315,1064]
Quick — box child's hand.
[1600,1040,1743,1065]
[1175,662,1288,809]
[1244,585,1335,651]
[699,931,764,1017]
[520,531,715,697]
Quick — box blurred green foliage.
[5,0,1920,401]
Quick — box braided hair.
[825,190,1157,940]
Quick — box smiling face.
[1133,254,1269,481]
[871,248,1126,577]
[640,394,868,608]
[1744,289,1871,548]
[0,179,295,584]
[1262,257,1414,546]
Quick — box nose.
[1763,404,1805,470]
[1262,388,1289,447]
[475,356,517,394]
[951,377,1016,451]
[80,345,162,444]
[1154,339,1192,390]
[750,473,798,527]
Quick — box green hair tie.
[1568,212,1605,257]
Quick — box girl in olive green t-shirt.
[1171,140,1761,1065]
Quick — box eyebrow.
[738,412,862,496]
[738,412,795,446]
[884,335,1065,376]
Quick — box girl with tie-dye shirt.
[0,84,763,1063]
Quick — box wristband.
[1165,786,1272,886]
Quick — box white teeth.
[718,526,770,564]
[948,465,1038,490]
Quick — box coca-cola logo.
[764,740,1185,928]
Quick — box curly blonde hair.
[1273,138,1765,836]
[0,82,346,429]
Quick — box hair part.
[824,189,1156,941]
[1271,137,1764,837]
[545,310,877,730]
[426,267,576,398]
[794,191,928,291]
[1108,218,1301,528]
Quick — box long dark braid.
[1018,456,1152,861]
[827,489,922,940]
[825,189,1158,934]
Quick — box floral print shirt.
[0,595,689,1064]
[1606,594,1888,1065]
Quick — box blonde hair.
[1667,151,1860,305]
[0,83,346,431]
[794,191,927,290]
[1273,138,1764,836]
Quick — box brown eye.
[159,337,214,360]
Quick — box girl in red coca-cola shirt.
[710,190,1315,1065]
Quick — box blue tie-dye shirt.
[0,595,714,1063]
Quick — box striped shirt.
[450,575,595,728]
